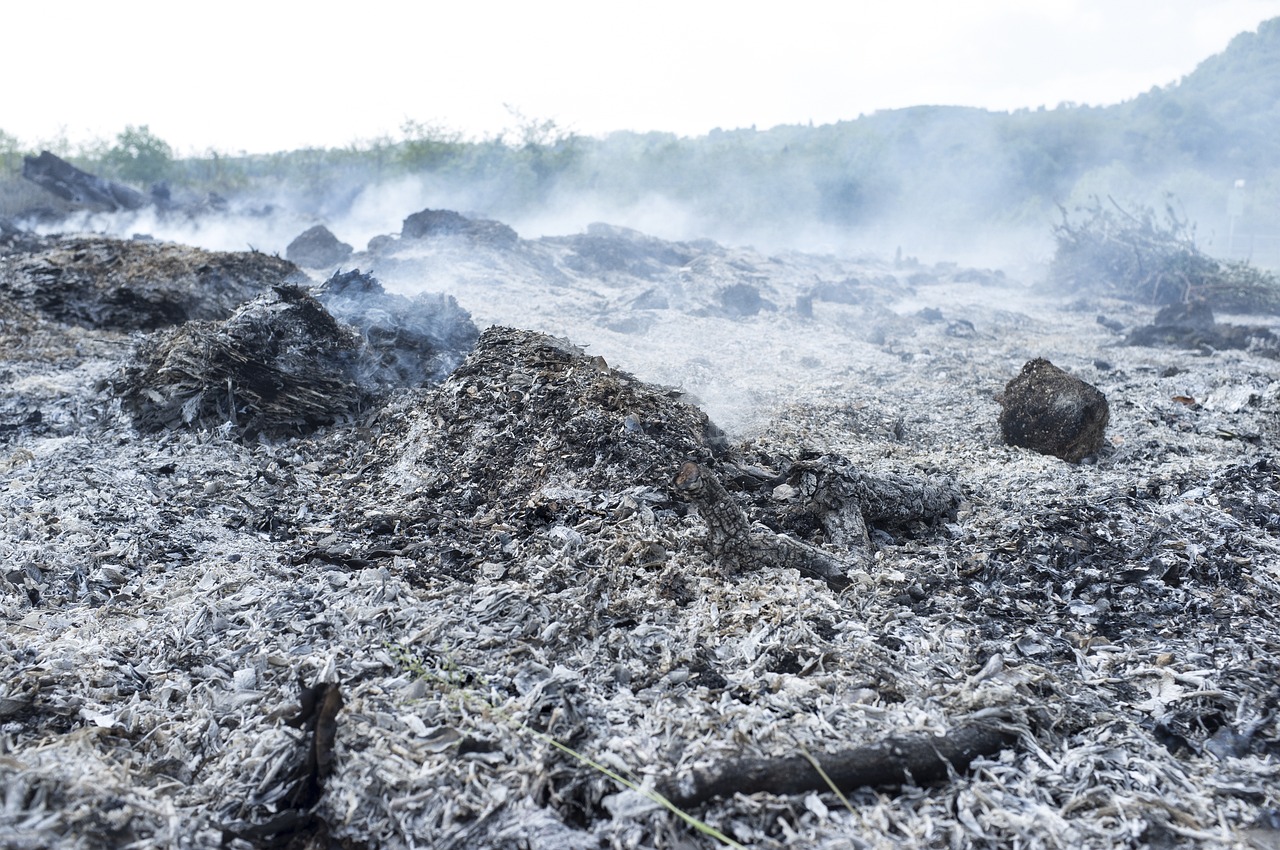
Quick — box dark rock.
[999,358,1110,462]
[315,269,478,389]
[401,209,518,247]
[555,223,693,279]
[286,225,353,268]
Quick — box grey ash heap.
[1,205,1280,850]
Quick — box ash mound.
[0,234,300,331]
[378,325,727,526]
[117,270,479,434]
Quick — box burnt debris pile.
[118,270,479,433]
[0,235,299,331]
[377,326,726,530]
[1047,198,1280,313]
[117,284,366,432]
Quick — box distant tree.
[103,125,173,184]
[0,128,24,175]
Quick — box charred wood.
[22,151,147,212]
[658,718,1017,809]
[674,461,863,590]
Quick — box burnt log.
[22,151,147,212]
[658,718,1016,808]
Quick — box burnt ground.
[1,221,1279,849]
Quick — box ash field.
[1,205,1279,850]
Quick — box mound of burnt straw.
[380,326,729,526]
[117,274,480,434]
[0,235,300,331]
[117,285,365,432]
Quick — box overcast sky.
[4,0,1278,156]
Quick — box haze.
[5,0,1278,154]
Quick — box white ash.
[2,226,1279,849]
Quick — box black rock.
[286,225,353,268]
[999,358,1110,462]
[401,209,518,246]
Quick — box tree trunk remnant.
[22,151,147,212]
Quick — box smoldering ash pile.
[1,205,1279,850]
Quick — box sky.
[3,0,1278,156]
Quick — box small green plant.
[386,642,745,848]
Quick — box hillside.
[2,19,1278,265]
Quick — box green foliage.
[0,128,24,176]
[397,119,466,172]
[101,125,173,185]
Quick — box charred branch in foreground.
[658,719,1019,809]
[674,461,865,590]
[219,679,347,849]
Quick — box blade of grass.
[800,747,856,816]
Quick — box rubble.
[116,284,365,433]
[0,235,301,331]
[998,357,1110,462]
[286,224,353,268]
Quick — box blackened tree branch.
[657,719,1017,809]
